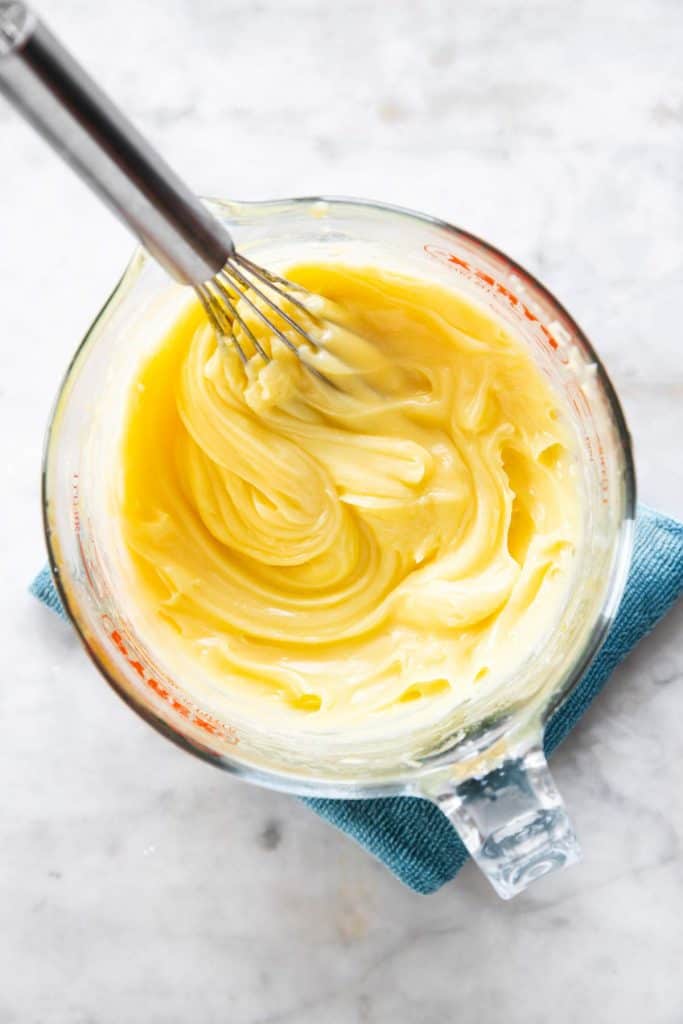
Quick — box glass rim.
[42,194,637,798]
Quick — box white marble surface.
[2,0,682,1020]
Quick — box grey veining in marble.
[1,0,682,1021]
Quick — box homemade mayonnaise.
[116,264,581,731]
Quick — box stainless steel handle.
[0,2,234,285]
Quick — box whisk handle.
[0,2,234,285]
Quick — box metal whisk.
[197,253,330,382]
[0,3,332,384]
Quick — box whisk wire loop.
[211,275,271,364]
[223,259,322,353]
[197,256,336,388]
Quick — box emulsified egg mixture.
[116,264,581,732]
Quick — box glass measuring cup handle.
[419,742,581,899]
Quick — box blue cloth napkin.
[32,504,683,893]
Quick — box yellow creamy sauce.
[117,264,580,730]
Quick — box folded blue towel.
[32,504,683,893]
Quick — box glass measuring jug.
[43,197,636,898]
